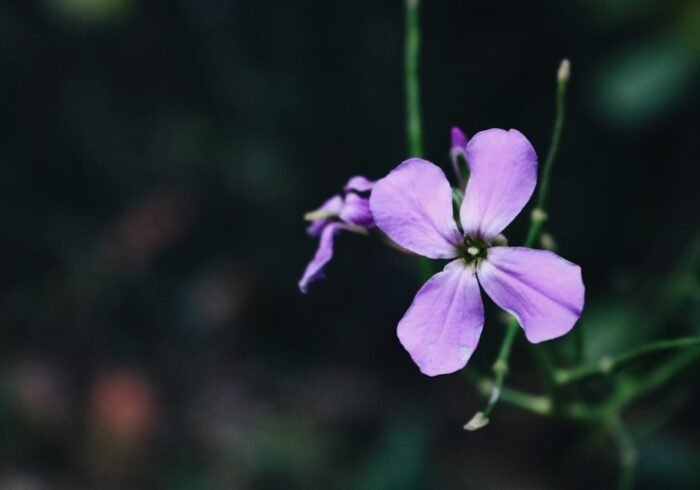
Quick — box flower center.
[460,236,488,265]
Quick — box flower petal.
[344,175,374,193]
[370,159,462,259]
[460,129,537,240]
[299,223,341,294]
[339,193,373,227]
[397,260,484,376]
[478,247,585,343]
[307,194,344,236]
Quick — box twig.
[554,337,700,385]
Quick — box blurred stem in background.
[525,59,570,246]
[554,336,700,385]
[404,0,423,158]
[404,0,434,281]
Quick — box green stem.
[404,0,433,280]
[499,386,552,415]
[472,60,571,423]
[615,347,700,408]
[480,317,519,420]
[609,417,637,490]
[404,0,423,157]
[554,337,700,385]
[525,59,570,247]
[563,347,700,423]
[464,369,552,417]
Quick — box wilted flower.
[299,176,374,293]
[370,128,584,376]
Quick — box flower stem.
[554,336,700,385]
[525,58,570,247]
[479,316,519,420]
[609,417,637,490]
[615,347,700,408]
[404,0,433,280]
[471,59,571,424]
[404,0,423,157]
[465,369,552,417]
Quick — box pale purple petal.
[307,194,344,236]
[339,193,373,227]
[397,260,484,376]
[299,223,342,294]
[478,247,585,343]
[344,176,374,193]
[369,159,461,259]
[460,129,537,240]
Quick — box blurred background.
[1,0,700,489]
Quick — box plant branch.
[608,416,637,490]
[554,337,700,385]
[525,58,570,246]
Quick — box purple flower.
[370,128,584,376]
[299,176,375,294]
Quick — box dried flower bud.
[464,412,490,431]
[558,59,570,83]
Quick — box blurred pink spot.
[100,190,195,272]
[89,369,157,441]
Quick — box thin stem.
[525,59,570,247]
[404,0,423,157]
[464,369,552,418]
[609,417,637,490]
[404,0,432,280]
[615,347,700,408]
[480,317,519,420]
[472,60,571,422]
[554,336,700,385]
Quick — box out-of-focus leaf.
[591,39,699,126]
[582,300,654,360]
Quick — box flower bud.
[558,59,570,83]
[464,411,490,431]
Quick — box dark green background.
[0,0,699,488]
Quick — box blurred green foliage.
[43,0,134,25]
